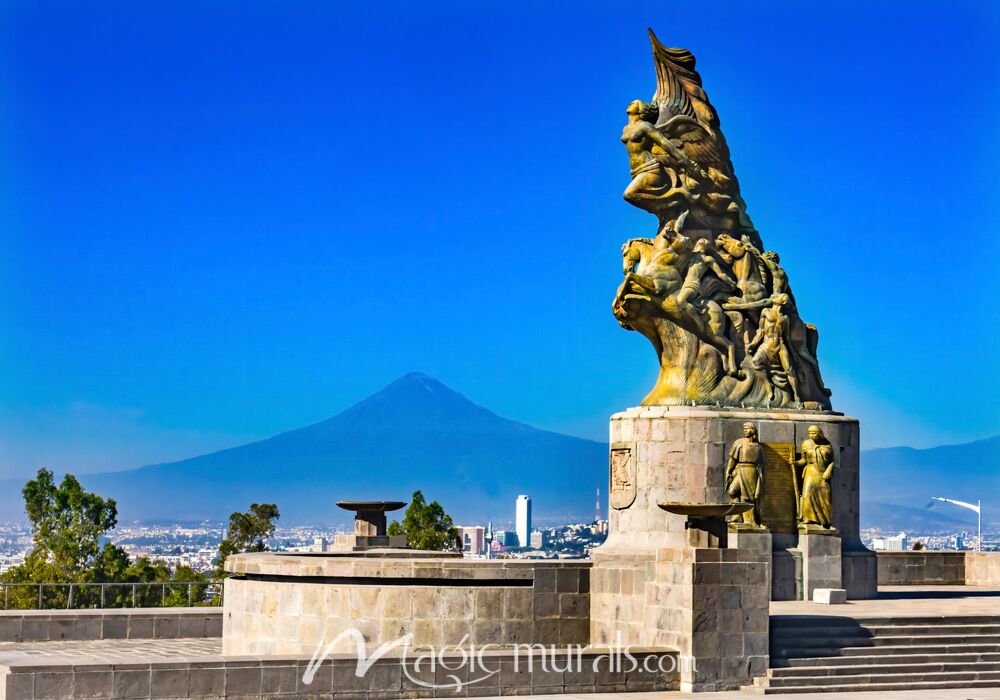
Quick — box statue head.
[692,238,710,253]
[742,422,757,440]
[807,425,824,442]
[626,100,659,123]
[762,251,780,264]
[771,293,790,307]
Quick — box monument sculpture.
[725,422,764,528]
[795,425,836,530]
[613,31,831,410]
[592,30,877,692]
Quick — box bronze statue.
[795,426,835,529]
[748,294,801,405]
[612,30,833,410]
[726,422,764,527]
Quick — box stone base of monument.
[602,406,876,601]
[591,406,878,690]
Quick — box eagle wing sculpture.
[649,29,734,180]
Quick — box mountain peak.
[332,372,501,429]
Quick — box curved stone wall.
[222,554,590,656]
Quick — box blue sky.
[0,1,998,478]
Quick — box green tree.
[164,565,210,606]
[215,503,280,577]
[387,490,460,551]
[20,468,118,578]
[1,469,216,610]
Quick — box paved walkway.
[771,585,1000,617]
[503,691,1000,699]
[0,637,220,664]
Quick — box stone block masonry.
[0,608,221,644]
[223,556,591,656]
[0,645,679,699]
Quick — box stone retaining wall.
[223,556,591,656]
[0,647,679,699]
[876,551,965,585]
[0,608,221,643]
[966,551,1000,586]
[873,551,1000,586]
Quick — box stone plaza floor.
[503,690,1000,699]
[771,585,1000,618]
[0,637,221,664]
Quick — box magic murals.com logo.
[302,629,694,690]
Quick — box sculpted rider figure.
[726,422,764,527]
[796,425,835,529]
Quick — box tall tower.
[595,488,601,522]
[515,495,531,548]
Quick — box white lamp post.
[931,497,982,551]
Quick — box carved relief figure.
[795,425,835,529]
[726,422,764,527]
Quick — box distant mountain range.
[0,373,606,525]
[860,501,977,532]
[0,373,996,530]
[862,435,999,529]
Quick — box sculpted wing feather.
[648,29,735,179]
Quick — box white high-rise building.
[515,495,532,548]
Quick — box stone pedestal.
[800,531,842,601]
[591,527,770,691]
[598,406,876,602]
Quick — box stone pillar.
[635,532,770,692]
[800,532,842,600]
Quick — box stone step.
[744,679,1000,695]
[772,623,1000,639]
[759,669,1000,689]
[772,650,1000,668]
[771,624,1000,642]
[771,633,1000,652]
[772,615,1000,629]
[770,659,1000,678]
[772,642,1000,659]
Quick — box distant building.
[493,529,519,547]
[872,532,908,551]
[953,535,965,550]
[529,530,546,549]
[516,495,532,548]
[312,537,329,553]
[0,555,24,575]
[457,526,485,555]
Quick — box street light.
[930,497,981,551]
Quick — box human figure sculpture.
[759,250,831,398]
[621,99,690,234]
[748,294,801,404]
[726,422,764,527]
[796,425,835,529]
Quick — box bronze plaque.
[609,443,636,510]
[759,443,797,534]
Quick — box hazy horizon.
[1,1,998,478]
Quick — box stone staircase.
[748,614,1000,693]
